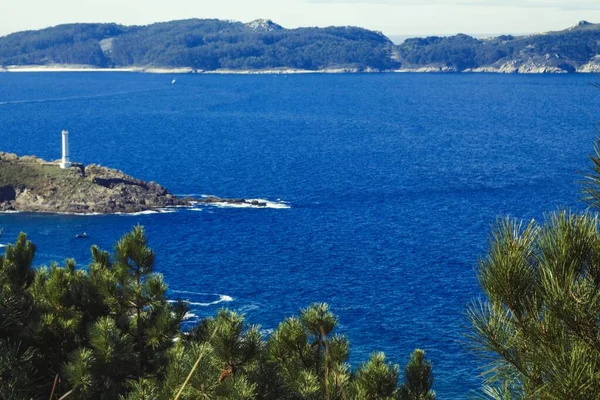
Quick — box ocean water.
[0,72,599,398]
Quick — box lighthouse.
[60,130,72,169]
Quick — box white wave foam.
[0,209,176,216]
[172,290,208,295]
[239,304,260,312]
[184,195,290,209]
[0,244,6,248]
[208,199,291,209]
[115,210,158,216]
[55,211,103,216]
[116,208,177,216]
[170,291,234,307]
[187,295,234,307]
[183,312,198,321]
[0,210,101,216]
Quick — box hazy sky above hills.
[1,0,600,37]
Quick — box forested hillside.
[397,20,600,72]
[0,19,399,71]
[1,19,600,72]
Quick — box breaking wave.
[203,197,291,209]
[170,291,234,307]
[183,312,198,321]
[115,209,177,216]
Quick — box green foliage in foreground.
[469,212,600,399]
[468,137,600,399]
[0,226,435,400]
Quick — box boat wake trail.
[0,88,166,106]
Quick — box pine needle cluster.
[469,129,600,399]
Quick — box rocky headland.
[0,152,266,214]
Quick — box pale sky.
[1,0,600,38]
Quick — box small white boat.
[171,79,177,85]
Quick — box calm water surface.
[0,72,599,398]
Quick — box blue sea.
[0,72,598,398]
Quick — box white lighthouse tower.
[60,130,72,169]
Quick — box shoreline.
[0,65,379,74]
[2,65,600,74]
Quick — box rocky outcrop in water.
[0,152,188,214]
[0,152,273,214]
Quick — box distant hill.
[1,19,599,73]
[396,21,600,73]
[0,19,399,71]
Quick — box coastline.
[0,65,379,74]
[2,64,600,74]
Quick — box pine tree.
[0,340,39,400]
[398,349,436,400]
[468,212,600,399]
[352,352,399,400]
[0,227,436,399]
[59,226,184,398]
[264,303,352,399]
[165,309,261,399]
[101,225,186,380]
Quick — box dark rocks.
[200,196,267,207]
[0,186,16,202]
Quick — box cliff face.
[0,152,187,214]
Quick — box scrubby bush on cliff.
[0,226,434,399]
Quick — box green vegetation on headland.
[0,152,273,214]
[0,226,436,400]
[0,152,185,214]
[1,19,600,73]
[397,21,600,73]
[0,19,398,72]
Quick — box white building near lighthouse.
[60,129,72,169]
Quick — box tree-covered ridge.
[0,19,399,71]
[2,19,600,72]
[397,21,600,72]
[0,23,130,68]
[0,225,436,399]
